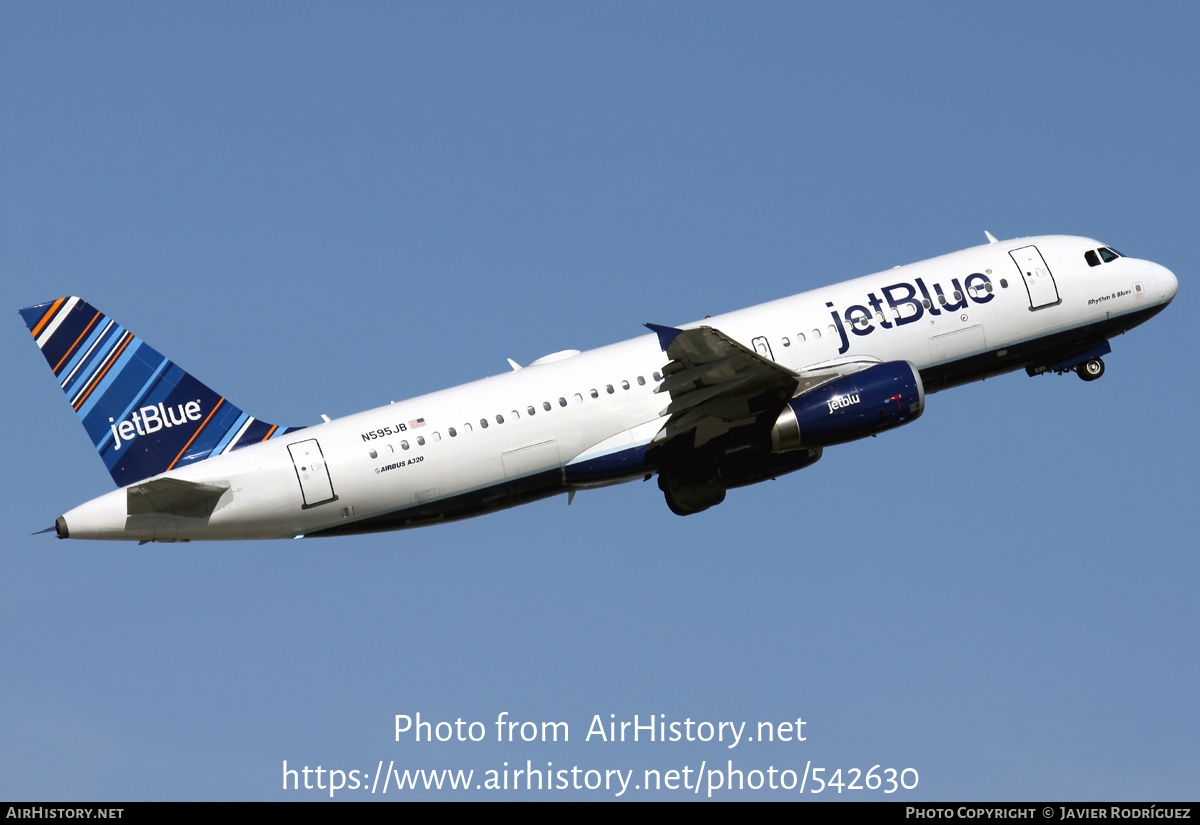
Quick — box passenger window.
[480,419,489,429]
[527,405,536,416]
[432,432,441,442]
[653,371,662,382]
[606,384,614,394]
[496,414,504,424]
[417,436,425,446]
[812,329,821,340]
[510,410,519,420]
[622,380,630,390]
[797,332,806,342]
[369,449,378,459]
[543,401,552,411]
[464,423,473,433]
[558,397,567,407]
[574,393,583,404]
[449,427,457,437]
[589,389,598,399]
[782,337,791,347]
[401,440,410,450]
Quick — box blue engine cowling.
[771,360,924,450]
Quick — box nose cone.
[1157,263,1179,303]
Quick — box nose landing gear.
[1077,357,1105,382]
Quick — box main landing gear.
[1077,357,1105,382]
[658,461,726,516]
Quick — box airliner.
[20,233,1177,542]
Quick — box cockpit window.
[1086,247,1124,267]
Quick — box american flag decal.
[409,418,426,428]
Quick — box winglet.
[644,323,683,352]
[984,230,999,244]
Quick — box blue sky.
[2,2,1197,800]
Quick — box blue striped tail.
[19,297,300,487]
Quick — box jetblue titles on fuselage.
[826,272,995,354]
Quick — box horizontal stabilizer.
[127,476,229,517]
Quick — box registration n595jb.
[20,233,1176,541]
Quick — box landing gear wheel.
[658,465,726,516]
[1078,357,1105,382]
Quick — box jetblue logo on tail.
[108,401,203,450]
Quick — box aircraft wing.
[646,323,847,450]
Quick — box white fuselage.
[59,235,1178,541]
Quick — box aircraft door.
[751,336,775,361]
[1009,245,1061,310]
[288,439,338,508]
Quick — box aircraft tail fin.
[19,297,299,487]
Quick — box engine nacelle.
[771,360,924,450]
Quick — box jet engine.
[771,360,924,451]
